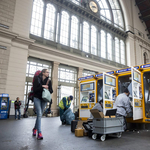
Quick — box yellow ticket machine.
[140,64,150,123]
[95,71,116,115]
[78,75,97,120]
[115,66,144,123]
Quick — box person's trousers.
[59,108,65,123]
[15,109,21,119]
[116,113,127,131]
[34,97,47,133]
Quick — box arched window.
[91,26,97,55]
[96,0,111,23]
[83,22,89,53]
[120,40,125,65]
[115,37,120,63]
[60,11,69,46]
[109,0,124,30]
[30,0,44,36]
[107,33,112,60]
[101,30,106,58]
[72,0,80,5]
[70,16,78,49]
[144,52,148,64]
[44,4,56,41]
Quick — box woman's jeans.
[15,109,21,119]
[34,97,47,133]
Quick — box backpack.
[28,70,41,102]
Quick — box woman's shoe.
[37,133,43,140]
[32,128,37,136]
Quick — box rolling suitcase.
[71,120,78,132]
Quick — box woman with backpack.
[32,69,53,140]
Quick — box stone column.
[51,61,60,116]
[126,32,136,66]
[77,67,83,107]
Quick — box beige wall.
[120,0,150,66]
[0,0,16,31]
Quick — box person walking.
[14,97,21,120]
[113,88,132,131]
[32,69,53,140]
[59,95,73,125]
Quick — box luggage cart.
[92,117,124,141]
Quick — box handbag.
[42,79,51,102]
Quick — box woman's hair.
[41,69,48,75]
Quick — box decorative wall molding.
[0,28,35,46]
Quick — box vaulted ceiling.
[136,0,150,39]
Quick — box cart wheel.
[100,135,106,141]
[117,132,122,138]
[92,134,97,140]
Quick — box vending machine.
[0,93,9,119]
[78,75,97,120]
[103,72,116,115]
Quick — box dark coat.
[33,74,53,100]
[14,100,21,109]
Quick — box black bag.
[71,120,78,132]
[23,113,28,118]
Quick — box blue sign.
[78,75,94,81]
[95,73,103,77]
[140,64,150,68]
[116,66,139,73]
[0,94,9,97]
[95,71,114,78]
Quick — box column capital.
[53,61,60,66]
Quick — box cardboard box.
[90,109,104,118]
[75,129,84,137]
[77,120,87,129]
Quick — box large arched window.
[101,30,106,58]
[60,11,69,46]
[109,0,124,30]
[107,33,112,60]
[70,16,79,49]
[115,37,120,63]
[83,22,89,53]
[96,0,111,23]
[30,1,126,66]
[30,0,44,36]
[44,4,56,41]
[91,25,97,55]
[120,40,125,65]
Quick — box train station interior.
[1,0,150,149]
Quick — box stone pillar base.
[51,108,59,117]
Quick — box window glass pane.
[109,0,124,30]
[107,33,112,60]
[60,11,69,46]
[101,30,106,58]
[70,16,78,49]
[30,0,44,36]
[58,66,77,84]
[83,22,89,53]
[26,58,52,79]
[91,25,97,55]
[44,4,56,41]
[115,37,120,63]
[96,0,111,23]
[82,70,97,77]
[71,0,80,5]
